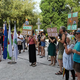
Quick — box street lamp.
[36,18,41,34]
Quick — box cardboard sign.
[22,25,33,36]
[47,27,58,37]
[67,12,78,30]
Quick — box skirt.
[48,43,56,56]
[41,41,45,47]
[29,44,36,63]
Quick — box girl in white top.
[63,35,75,80]
[17,31,23,53]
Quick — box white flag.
[8,24,12,57]
[13,24,18,60]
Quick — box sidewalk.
[0,48,76,80]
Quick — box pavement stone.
[0,48,77,80]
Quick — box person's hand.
[48,36,50,38]
[55,36,58,40]
[72,50,77,53]
[64,43,67,47]
[18,37,20,39]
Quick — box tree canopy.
[0,0,39,31]
[40,0,80,31]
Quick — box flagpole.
[12,21,17,64]
[8,21,16,64]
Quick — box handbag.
[18,41,22,45]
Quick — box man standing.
[55,26,66,75]
[0,27,3,61]
[73,30,80,80]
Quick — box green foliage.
[0,0,39,31]
[40,0,80,32]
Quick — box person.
[22,35,26,52]
[34,31,38,50]
[63,35,75,80]
[72,30,80,80]
[55,26,66,75]
[40,32,46,58]
[37,31,41,55]
[17,31,23,54]
[0,27,3,62]
[27,30,37,67]
[48,36,56,66]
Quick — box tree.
[0,0,39,31]
[40,0,80,31]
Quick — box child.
[63,35,75,80]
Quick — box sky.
[33,0,42,13]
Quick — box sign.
[22,25,33,36]
[47,27,58,37]
[35,29,43,34]
[67,12,78,30]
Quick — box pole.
[38,25,40,34]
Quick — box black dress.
[29,38,36,63]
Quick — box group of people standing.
[0,25,80,80]
[47,26,80,80]
[17,27,80,80]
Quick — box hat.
[76,30,80,34]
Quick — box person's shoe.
[23,50,25,52]
[32,64,37,67]
[43,55,45,57]
[49,63,53,66]
[30,63,33,66]
[52,64,55,66]
[19,51,21,54]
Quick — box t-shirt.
[41,35,45,42]
[29,37,35,45]
[63,44,74,70]
[73,42,80,63]
[17,34,23,42]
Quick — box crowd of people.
[0,26,80,80]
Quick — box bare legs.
[76,72,80,80]
[41,47,45,57]
[58,59,63,72]
[49,56,55,66]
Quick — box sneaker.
[32,64,37,67]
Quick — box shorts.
[73,62,80,73]
[41,41,45,47]
[58,50,64,60]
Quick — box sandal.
[49,63,53,66]
[52,64,55,66]
[55,71,62,75]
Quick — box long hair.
[67,35,75,45]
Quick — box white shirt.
[17,34,23,42]
[63,44,74,70]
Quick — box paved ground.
[0,48,77,80]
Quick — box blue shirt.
[73,42,80,63]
